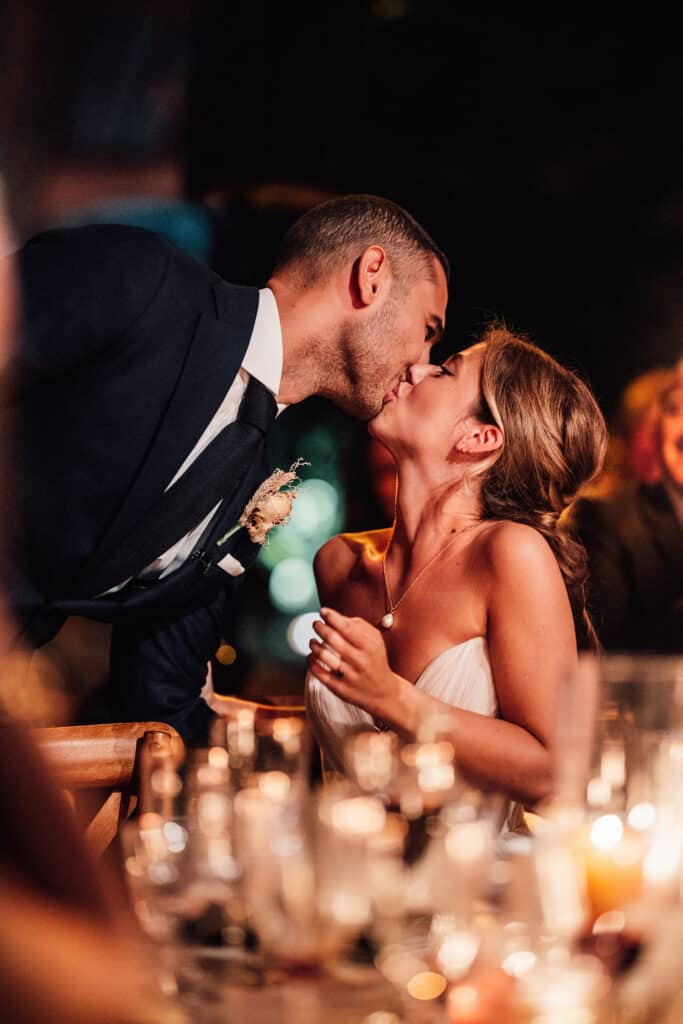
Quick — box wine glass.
[232,777,376,967]
[210,709,311,791]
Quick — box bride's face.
[369,344,486,453]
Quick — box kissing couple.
[9,195,605,811]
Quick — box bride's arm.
[308,524,575,808]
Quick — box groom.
[3,195,448,742]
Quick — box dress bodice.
[306,635,525,836]
[306,635,497,774]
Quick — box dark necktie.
[84,376,277,597]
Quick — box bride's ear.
[455,422,503,455]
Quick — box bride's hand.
[307,607,412,727]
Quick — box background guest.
[588,366,674,499]
[569,361,683,651]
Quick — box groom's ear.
[455,421,503,456]
[352,245,389,308]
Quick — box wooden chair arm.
[34,722,184,790]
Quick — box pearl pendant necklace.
[380,520,481,630]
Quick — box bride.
[306,326,606,810]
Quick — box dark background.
[191,4,683,416]
[3,2,682,412]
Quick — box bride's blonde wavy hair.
[470,326,607,650]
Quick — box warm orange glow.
[216,642,237,665]
[447,984,483,1022]
[579,817,643,919]
[447,970,519,1024]
[406,971,447,1001]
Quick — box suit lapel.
[56,452,272,621]
[83,282,259,575]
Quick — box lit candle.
[579,814,643,920]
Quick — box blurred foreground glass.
[343,725,496,821]
[233,780,384,966]
[121,814,192,945]
[210,709,310,787]
[139,730,184,818]
[554,653,683,817]
[540,652,683,1014]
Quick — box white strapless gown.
[306,635,497,772]
[306,636,525,834]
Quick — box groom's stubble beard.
[311,297,402,420]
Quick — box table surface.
[176,951,447,1024]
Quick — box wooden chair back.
[34,722,184,856]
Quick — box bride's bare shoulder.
[479,519,562,581]
[313,529,390,588]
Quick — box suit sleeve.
[109,590,226,746]
[9,225,171,397]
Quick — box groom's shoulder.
[19,223,178,294]
[22,222,171,258]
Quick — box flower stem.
[216,523,242,547]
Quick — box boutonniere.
[217,459,309,548]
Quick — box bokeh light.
[287,612,320,656]
[289,478,340,538]
[590,814,624,851]
[268,558,318,613]
[258,477,342,570]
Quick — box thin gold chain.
[381,519,481,622]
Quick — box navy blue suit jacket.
[4,225,271,742]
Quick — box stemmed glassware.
[117,658,683,1023]
[540,652,683,1020]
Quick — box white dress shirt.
[107,287,283,592]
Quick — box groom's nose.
[407,363,438,385]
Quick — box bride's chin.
[368,412,397,447]
[369,395,397,427]
[367,409,387,439]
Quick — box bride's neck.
[391,462,482,551]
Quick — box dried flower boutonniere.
[217,459,309,548]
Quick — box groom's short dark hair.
[273,194,449,287]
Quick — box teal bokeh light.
[258,477,343,571]
[268,557,318,613]
[289,478,340,538]
[250,419,353,660]
[258,529,308,570]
